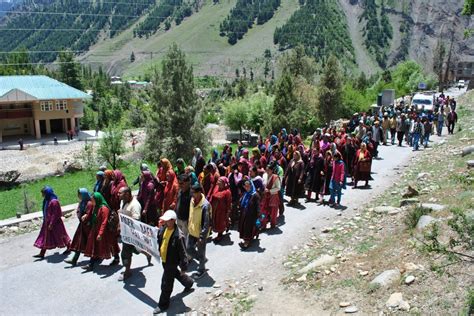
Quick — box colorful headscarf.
[91,192,109,225]
[94,171,104,192]
[240,179,256,210]
[218,176,230,190]
[42,186,58,217]
[113,170,125,184]
[78,188,91,215]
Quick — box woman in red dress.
[210,176,232,242]
[137,171,158,226]
[110,170,127,212]
[101,169,114,205]
[65,188,93,266]
[261,161,281,229]
[82,192,114,271]
[162,169,178,211]
[352,142,372,188]
[33,186,71,259]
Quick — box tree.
[279,45,317,83]
[145,43,209,163]
[463,0,474,15]
[130,51,135,63]
[318,55,343,125]
[433,40,446,91]
[98,126,125,170]
[58,51,83,90]
[223,99,249,140]
[272,71,297,132]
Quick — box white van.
[411,93,434,112]
[458,80,465,89]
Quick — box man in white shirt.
[118,186,144,281]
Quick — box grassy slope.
[81,0,299,78]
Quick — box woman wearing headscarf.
[305,148,325,203]
[185,166,199,185]
[202,163,219,200]
[162,169,178,211]
[228,163,243,227]
[238,179,260,250]
[321,151,333,204]
[329,151,346,207]
[261,161,281,229]
[33,186,71,259]
[65,188,93,266]
[137,171,158,225]
[208,148,219,164]
[83,192,114,271]
[101,169,114,205]
[283,151,305,205]
[352,142,372,188]
[132,163,149,187]
[250,166,265,196]
[174,158,186,176]
[110,170,127,212]
[192,148,206,176]
[210,177,232,242]
[93,171,104,193]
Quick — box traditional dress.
[353,149,372,184]
[261,173,281,228]
[69,189,93,254]
[238,182,260,243]
[34,187,71,251]
[137,171,158,225]
[100,169,114,205]
[306,152,324,198]
[162,170,178,211]
[110,170,127,212]
[84,192,114,260]
[284,158,305,201]
[210,177,232,235]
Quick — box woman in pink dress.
[33,186,71,259]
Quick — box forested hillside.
[274,0,355,64]
[219,0,281,44]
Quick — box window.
[40,101,53,111]
[55,100,68,110]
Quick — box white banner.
[119,214,160,261]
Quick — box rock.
[420,203,446,213]
[63,161,82,173]
[467,160,474,168]
[298,255,336,273]
[258,286,263,291]
[462,145,474,157]
[321,227,333,233]
[213,284,221,288]
[18,221,30,229]
[359,270,369,276]
[339,302,351,308]
[416,215,436,231]
[386,292,403,308]
[296,274,307,282]
[399,300,411,311]
[404,262,424,271]
[9,226,19,232]
[214,290,223,297]
[344,306,358,313]
[370,269,401,288]
[405,275,415,285]
[400,198,419,207]
[402,185,419,198]
[374,206,401,215]
[0,170,21,189]
[417,172,430,180]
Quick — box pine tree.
[58,51,83,90]
[272,71,297,132]
[130,51,135,63]
[318,55,343,125]
[433,39,446,91]
[145,43,208,162]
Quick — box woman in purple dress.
[33,186,71,259]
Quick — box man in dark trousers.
[154,210,194,314]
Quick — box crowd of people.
[31,92,459,314]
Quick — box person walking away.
[187,183,211,279]
[261,161,281,229]
[447,109,458,135]
[412,116,424,151]
[153,210,194,314]
[175,174,192,241]
[18,138,24,150]
[437,107,445,136]
[238,180,260,249]
[329,152,345,207]
[82,192,114,272]
[389,114,397,145]
[209,177,232,243]
[65,188,93,266]
[422,117,432,148]
[396,114,405,147]
[381,114,390,145]
[118,187,147,281]
[33,186,71,259]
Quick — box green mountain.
[0,0,471,78]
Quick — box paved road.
[0,88,466,315]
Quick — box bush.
[404,206,431,229]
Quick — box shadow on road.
[167,290,193,314]
[123,270,158,308]
[193,271,215,288]
[44,253,67,264]
[95,263,122,279]
[213,233,234,246]
[243,239,265,253]
[265,227,283,235]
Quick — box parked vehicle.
[458,80,465,89]
[411,93,435,112]
[226,130,259,146]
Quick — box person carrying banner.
[153,210,194,314]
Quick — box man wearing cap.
[154,210,194,314]
[187,183,211,279]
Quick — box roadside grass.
[0,160,156,220]
[404,206,431,230]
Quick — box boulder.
[416,172,430,180]
[0,170,21,189]
[370,269,401,288]
[374,206,402,215]
[416,215,436,231]
[386,292,403,308]
[402,186,419,198]
[344,306,358,314]
[420,203,446,213]
[461,145,474,157]
[298,254,336,273]
[64,161,83,173]
[467,160,474,168]
[405,275,415,285]
[400,198,419,207]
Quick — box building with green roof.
[0,75,92,142]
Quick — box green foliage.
[81,103,98,130]
[318,55,343,124]
[223,99,249,139]
[98,127,125,170]
[341,83,373,118]
[145,43,209,163]
[247,92,274,135]
[58,51,83,90]
[274,0,355,64]
[272,71,297,132]
[220,0,281,44]
[463,0,474,15]
[391,60,437,96]
[279,45,317,83]
[404,206,431,230]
